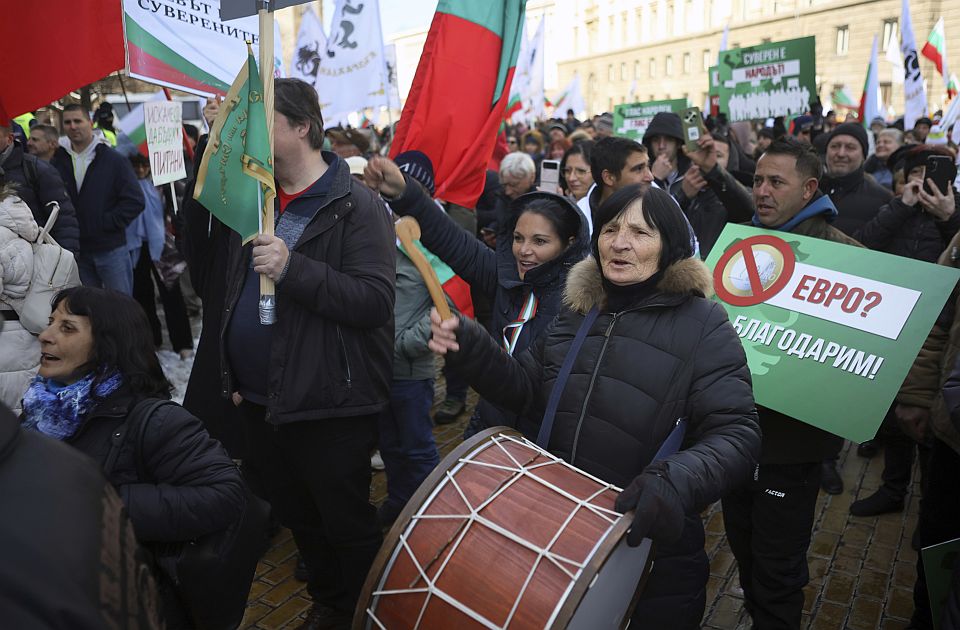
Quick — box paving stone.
[848,596,883,629]
[255,595,312,629]
[809,601,848,629]
[259,576,307,607]
[886,586,915,620]
[823,573,855,603]
[856,568,889,599]
[864,544,896,572]
[710,550,737,577]
[810,531,841,558]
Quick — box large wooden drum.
[354,428,653,629]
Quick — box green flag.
[194,46,275,244]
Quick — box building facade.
[388,0,959,120]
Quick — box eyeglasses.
[562,167,589,177]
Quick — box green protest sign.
[717,36,816,122]
[704,225,960,443]
[613,99,687,141]
[922,537,960,630]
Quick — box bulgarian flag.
[859,36,882,127]
[390,1,527,208]
[922,17,954,97]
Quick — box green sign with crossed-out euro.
[706,224,960,443]
[718,36,816,122]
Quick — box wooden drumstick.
[395,216,453,321]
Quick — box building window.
[880,82,892,107]
[621,62,627,81]
[703,48,712,71]
[836,26,849,56]
[634,60,641,79]
[665,55,674,74]
[621,11,628,45]
[608,64,615,81]
[649,58,657,78]
[761,37,771,44]
[683,52,692,74]
[882,19,898,53]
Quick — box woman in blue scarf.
[20,286,244,628]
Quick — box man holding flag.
[196,72,395,628]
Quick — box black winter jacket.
[0,403,161,629]
[854,196,960,263]
[388,175,591,436]
[819,166,893,237]
[447,255,760,495]
[0,142,80,252]
[66,391,245,543]
[219,154,395,424]
[51,143,145,253]
[670,163,755,258]
[448,256,759,625]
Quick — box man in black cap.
[642,111,691,191]
[913,116,932,143]
[820,122,893,237]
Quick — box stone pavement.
[239,391,922,629]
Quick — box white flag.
[862,36,882,127]
[509,20,534,123]
[719,23,730,52]
[552,74,586,118]
[899,0,928,129]
[383,43,402,110]
[315,0,388,126]
[885,30,904,86]
[289,8,327,84]
[524,19,546,120]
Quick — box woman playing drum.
[429,185,761,628]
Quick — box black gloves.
[614,471,685,548]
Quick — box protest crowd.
[3,1,960,629]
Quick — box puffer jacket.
[65,390,246,543]
[388,175,591,436]
[392,248,455,381]
[446,255,760,625]
[854,196,960,263]
[819,166,893,236]
[0,189,40,415]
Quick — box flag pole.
[258,0,277,325]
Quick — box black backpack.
[106,399,270,630]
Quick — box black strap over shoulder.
[104,398,174,479]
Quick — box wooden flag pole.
[258,1,277,324]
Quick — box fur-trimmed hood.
[563,256,714,314]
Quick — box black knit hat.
[395,150,436,197]
[826,122,869,158]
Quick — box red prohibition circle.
[713,234,797,307]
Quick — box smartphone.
[924,155,956,196]
[538,159,560,194]
[680,107,708,153]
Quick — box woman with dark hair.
[429,185,761,628]
[364,156,591,438]
[559,140,595,203]
[21,287,245,627]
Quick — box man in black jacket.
[578,135,654,224]
[0,120,79,252]
[51,104,144,294]
[722,138,859,630]
[820,122,893,236]
[221,79,394,630]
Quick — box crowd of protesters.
[1,81,960,630]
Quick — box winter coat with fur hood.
[446,254,761,497]
[0,188,40,414]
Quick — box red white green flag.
[390,0,528,208]
[921,17,954,97]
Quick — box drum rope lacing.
[366,434,624,630]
